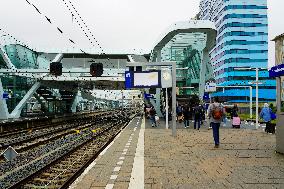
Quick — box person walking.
[176,104,183,123]
[231,104,238,118]
[193,103,202,130]
[201,103,206,125]
[207,97,225,148]
[260,103,272,133]
[183,104,190,128]
[231,104,240,128]
[149,106,157,127]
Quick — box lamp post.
[256,68,259,128]
[235,67,265,128]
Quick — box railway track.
[21,120,126,189]
[0,110,136,189]
[0,111,111,148]
[0,112,113,151]
[0,111,117,165]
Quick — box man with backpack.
[207,97,225,148]
[193,103,202,130]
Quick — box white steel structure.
[150,20,216,116]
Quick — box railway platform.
[69,117,284,189]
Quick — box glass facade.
[199,0,276,102]
[160,32,213,95]
[0,44,54,115]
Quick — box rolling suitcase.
[232,117,241,128]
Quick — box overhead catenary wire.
[2,1,120,96]
[24,0,119,72]
[0,29,54,70]
[23,0,88,54]
[0,30,53,60]
[60,0,105,55]
[0,28,36,52]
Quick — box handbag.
[270,109,276,120]
[271,112,276,120]
[155,115,159,121]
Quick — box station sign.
[125,71,133,89]
[144,93,154,99]
[269,63,284,77]
[2,92,9,99]
[205,82,216,92]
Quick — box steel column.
[172,62,177,137]
[9,82,41,118]
[256,68,259,128]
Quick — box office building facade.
[199,0,276,102]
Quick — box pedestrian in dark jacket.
[183,104,190,128]
[194,103,202,130]
[149,107,157,127]
[231,104,238,119]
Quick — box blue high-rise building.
[199,0,276,102]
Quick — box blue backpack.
[270,109,276,120]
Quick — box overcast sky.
[0,0,282,67]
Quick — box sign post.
[126,62,176,137]
[166,88,169,129]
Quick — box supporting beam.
[0,46,16,69]
[52,53,64,62]
[154,50,163,117]
[0,79,9,119]
[10,82,41,118]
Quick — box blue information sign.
[125,71,133,89]
[269,64,284,78]
[2,92,9,99]
[203,93,210,100]
[144,93,154,99]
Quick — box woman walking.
[260,103,272,133]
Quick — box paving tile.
[73,117,284,189]
[144,119,284,188]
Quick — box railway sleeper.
[50,167,78,172]
[24,183,63,189]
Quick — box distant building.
[199,0,276,102]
